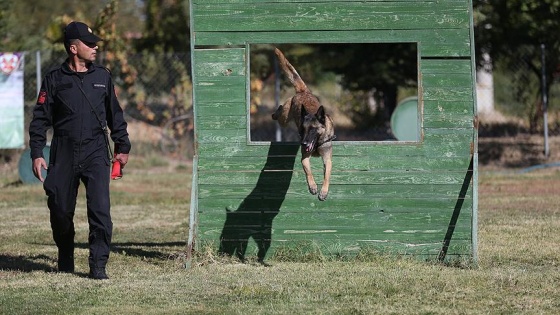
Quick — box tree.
[134,0,190,53]
[0,0,136,51]
[474,0,560,130]
[315,43,418,128]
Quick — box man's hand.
[32,158,48,182]
[115,153,129,167]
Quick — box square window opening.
[249,43,419,143]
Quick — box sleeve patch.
[37,90,47,105]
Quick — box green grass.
[1,155,559,314]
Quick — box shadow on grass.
[109,241,186,259]
[2,241,187,272]
[0,254,55,272]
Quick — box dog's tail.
[275,48,309,93]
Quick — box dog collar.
[318,135,336,147]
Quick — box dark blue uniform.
[29,60,131,272]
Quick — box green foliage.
[0,0,146,51]
[493,58,540,119]
[316,43,418,91]
[474,0,560,90]
[135,0,190,53]
[1,0,192,127]
[474,0,560,122]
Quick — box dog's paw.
[308,184,318,195]
[318,190,328,201]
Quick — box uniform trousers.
[43,138,112,270]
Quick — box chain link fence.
[478,47,560,136]
[476,46,560,168]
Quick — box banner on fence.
[0,52,24,149]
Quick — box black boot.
[57,251,74,273]
[88,267,109,280]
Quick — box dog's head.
[300,106,328,153]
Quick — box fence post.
[274,52,282,142]
[36,51,41,96]
[541,44,549,157]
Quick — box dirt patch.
[478,135,560,171]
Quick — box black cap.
[64,21,102,43]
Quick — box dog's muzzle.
[301,139,316,153]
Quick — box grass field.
[1,151,559,314]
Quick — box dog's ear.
[316,106,326,125]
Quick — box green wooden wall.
[188,0,478,262]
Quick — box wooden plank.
[198,209,472,227]
[199,143,423,158]
[203,231,472,245]
[193,29,471,57]
[197,143,299,157]
[197,155,472,172]
[422,73,473,88]
[423,100,474,116]
[196,141,473,159]
[423,114,474,129]
[193,48,246,77]
[421,59,472,74]
[192,2,470,32]
[198,228,472,246]
[198,215,471,234]
[423,127,474,138]
[198,183,473,200]
[197,129,247,143]
[331,143,472,158]
[196,237,473,256]
[194,76,246,103]
[200,228,472,243]
[422,85,473,101]
[198,196,473,212]
[197,169,473,186]
[197,115,247,129]
[196,102,247,116]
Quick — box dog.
[272,48,335,201]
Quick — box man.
[29,21,131,280]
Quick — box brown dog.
[272,48,335,201]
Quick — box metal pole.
[274,52,282,142]
[36,51,41,96]
[541,44,549,157]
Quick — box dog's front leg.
[301,155,317,195]
[318,153,332,201]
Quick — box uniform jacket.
[29,60,131,166]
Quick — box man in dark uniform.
[29,21,131,280]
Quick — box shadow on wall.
[218,143,299,264]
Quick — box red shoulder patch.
[37,91,47,105]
